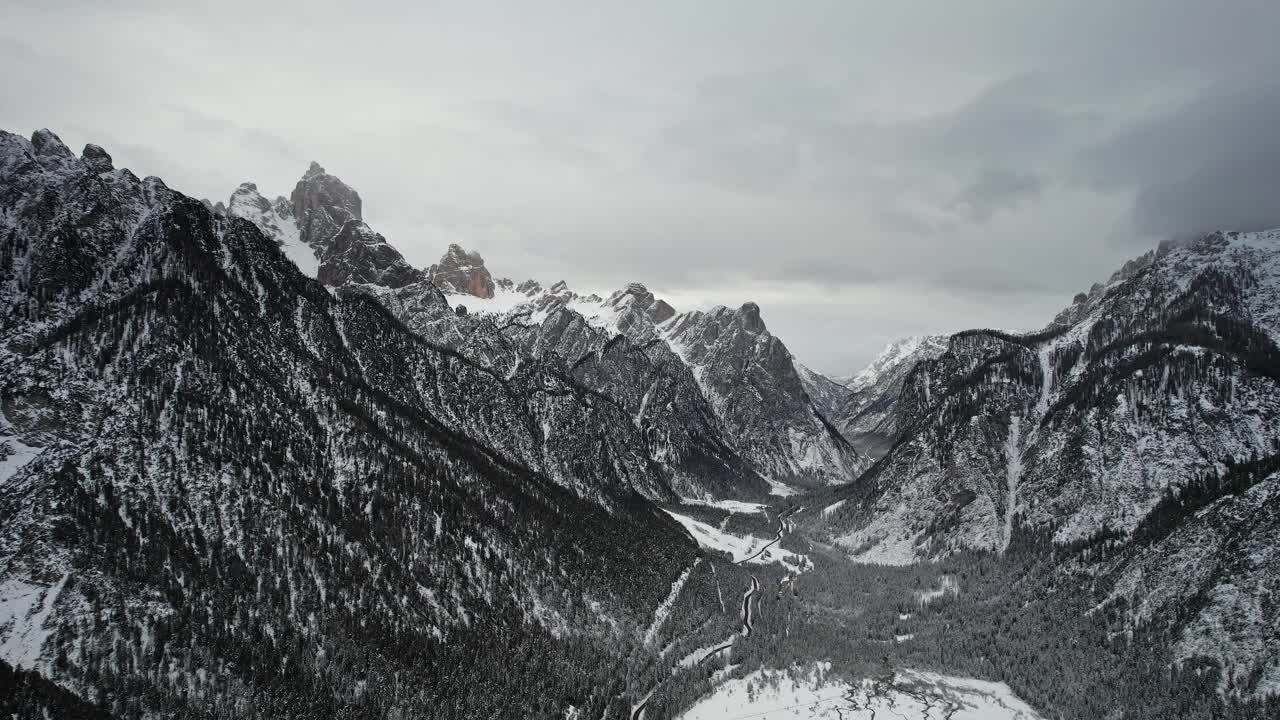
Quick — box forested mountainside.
[0,659,115,720]
[0,128,750,717]
[809,230,1280,696]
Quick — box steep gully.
[630,505,801,720]
[1001,346,1054,554]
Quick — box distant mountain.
[794,362,850,422]
[659,302,868,486]
[442,280,869,488]
[830,335,950,458]
[428,243,495,298]
[212,164,864,492]
[843,335,952,393]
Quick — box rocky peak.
[229,182,269,212]
[319,221,424,288]
[30,128,71,160]
[289,161,362,250]
[658,302,868,486]
[603,283,676,326]
[81,144,113,173]
[516,279,543,296]
[738,302,765,333]
[429,243,495,298]
[650,298,675,324]
[29,129,77,173]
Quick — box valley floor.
[678,663,1043,720]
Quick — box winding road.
[736,506,800,565]
[740,574,760,636]
[631,503,802,719]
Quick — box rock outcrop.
[429,243,495,298]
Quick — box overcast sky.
[5,1,1280,374]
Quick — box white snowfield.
[678,664,1044,720]
[225,184,317,277]
[663,510,808,573]
[680,498,769,515]
[444,284,541,315]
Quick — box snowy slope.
[844,335,951,392]
[821,230,1280,563]
[660,304,870,487]
[830,335,950,458]
[225,182,318,276]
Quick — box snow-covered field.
[663,510,808,572]
[680,498,769,515]
[677,664,1044,719]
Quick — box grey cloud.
[6,1,1280,371]
[871,207,937,236]
[933,267,1055,298]
[1078,79,1280,241]
[921,75,1083,163]
[952,169,1044,221]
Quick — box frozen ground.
[663,510,808,573]
[678,663,1044,719]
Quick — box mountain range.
[2,128,1277,719]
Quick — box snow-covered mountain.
[224,181,315,275]
[820,232,1280,561]
[659,303,868,486]
[830,335,950,458]
[445,281,869,488]
[0,129,718,716]
[216,161,866,491]
[843,335,951,393]
[6,126,1277,717]
[810,230,1280,694]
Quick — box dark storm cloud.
[1079,80,1280,241]
[5,1,1280,373]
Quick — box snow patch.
[643,560,699,648]
[680,498,768,515]
[0,574,68,670]
[664,510,807,572]
[0,435,41,486]
[678,663,1044,720]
